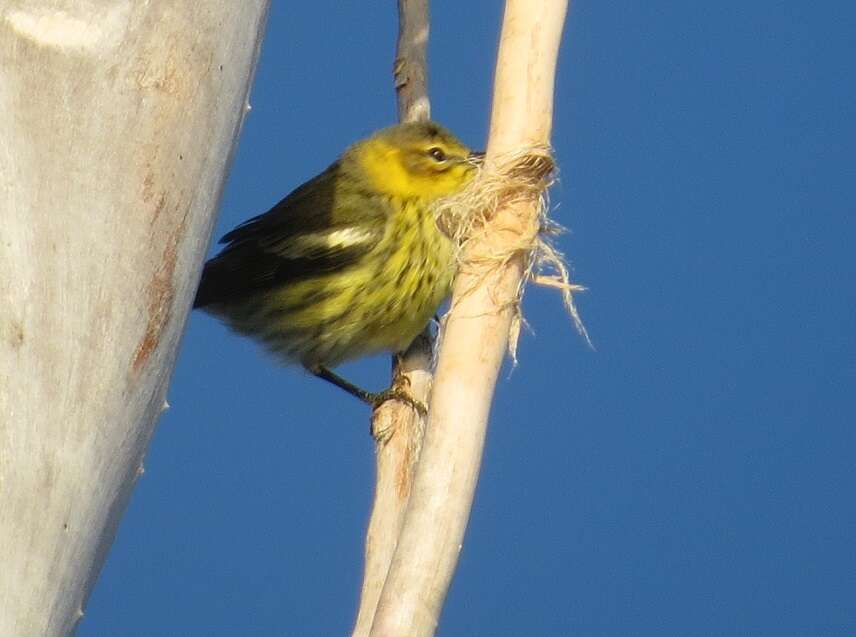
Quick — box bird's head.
[349,121,482,201]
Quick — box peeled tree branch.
[353,1,434,634]
[369,0,572,635]
[0,3,269,635]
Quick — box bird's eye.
[428,147,447,162]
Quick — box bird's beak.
[467,150,486,165]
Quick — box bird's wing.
[194,163,387,308]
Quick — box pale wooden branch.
[0,3,269,635]
[393,0,431,123]
[352,1,433,634]
[354,337,431,636]
[369,1,570,635]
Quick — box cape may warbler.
[194,121,482,410]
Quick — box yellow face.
[354,122,481,201]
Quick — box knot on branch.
[392,57,409,89]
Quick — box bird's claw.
[369,383,428,415]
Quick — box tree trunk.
[0,2,269,635]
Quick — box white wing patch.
[272,226,377,258]
[318,227,377,249]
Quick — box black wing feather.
[194,162,386,308]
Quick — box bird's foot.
[368,375,427,415]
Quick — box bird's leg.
[309,365,375,403]
[308,365,427,415]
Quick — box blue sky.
[82,2,855,635]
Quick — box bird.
[194,121,482,411]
